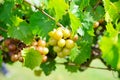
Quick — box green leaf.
[22,48,42,70]
[65,64,79,72]
[80,12,94,36]
[103,0,120,22]
[8,22,34,45]
[0,0,14,24]
[79,0,90,11]
[69,35,92,64]
[0,50,2,67]
[30,12,55,40]
[99,35,120,69]
[99,23,120,69]
[40,60,56,75]
[69,12,81,34]
[48,0,69,21]
[106,22,117,37]
[93,5,105,20]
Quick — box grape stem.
[93,0,102,10]
[0,27,7,32]
[23,0,64,27]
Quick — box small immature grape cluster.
[32,39,49,62]
[48,27,78,58]
[3,38,26,62]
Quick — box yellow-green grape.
[65,39,75,49]
[57,39,66,47]
[43,47,49,55]
[48,38,57,46]
[53,46,62,53]
[63,28,71,39]
[48,29,56,37]
[62,47,70,56]
[57,52,65,58]
[53,30,63,40]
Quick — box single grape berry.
[43,47,49,55]
[4,39,11,46]
[42,55,47,62]
[36,46,44,54]
[8,44,16,51]
[57,39,66,47]
[53,30,63,40]
[34,69,42,76]
[65,39,75,49]
[57,51,65,58]
[48,38,57,46]
[38,40,46,47]
[48,29,56,37]
[19,56,24,62]
[32,41,38,46]
[62,47,70,56]
[73,34,78,41]
[93,21,99,28]
[53,46,62,53]
[11,54,19,62]
[63,28,71,39]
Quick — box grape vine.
[0,0,120,78]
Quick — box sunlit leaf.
[22,48,42,70]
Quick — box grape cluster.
[32,39,49,62]
[3,38,26,62]
[48,27,77,58]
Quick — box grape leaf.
[93,5,105,20]
[99,23,120,70]
[81,12,94,36]
[0,50,2,67]
[69,12,81,34]
[69,35,92,65]
[65,64,79,72]
[79,0,90,11]
[22,48,42,70]
[40,60,56,75]
[48,0,69,21]
[8,22,34,45]
[30,12,55,40]
[103,0,119,22]
[0,0,14,24]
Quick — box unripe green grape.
[48,38,57,46]
[34,69,42,76]
[65,39,75,49]
[57,51,65,58]
[62,47,70,56]
[58,39,66,47]
[53,46,62,53]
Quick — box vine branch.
[23,0,64,27]
[56,62,116,71]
